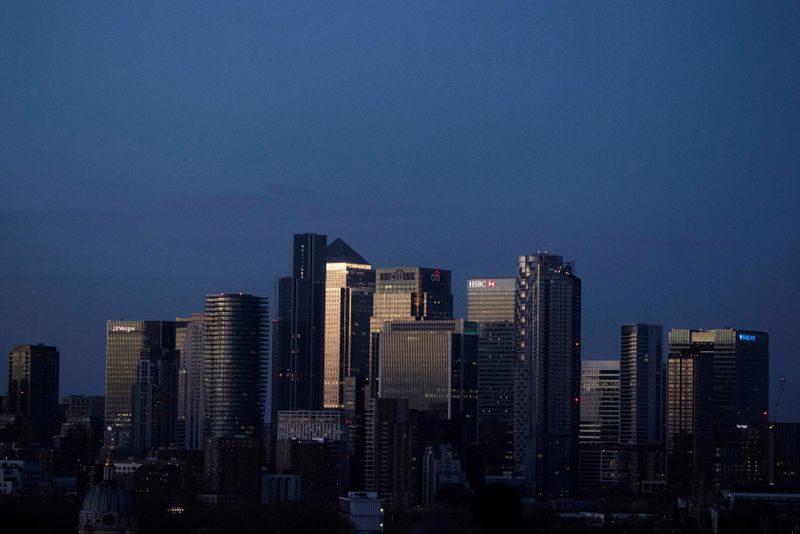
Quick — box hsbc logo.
[469,280,496,288]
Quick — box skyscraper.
[378,319,480,488]
[666,328,768,493]
[579,361,621,445]
[181,314,206,450]
[273,233,327,414]
[105,321,175,448]
[666,332,714,494]
[323,238,374,410]
[363,397,419,510]
[619,324,664,446]
[203,294,268,440]
[467,277,516,477]
[201,294,268,505]
[7,344,60,444]
[619,324,664,488]
[579,360,621,491]
[368,267,453,394]
[131,346,179,449]
[378,320,478,421]
[515,253,581,498]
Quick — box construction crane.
[772,377,786,423]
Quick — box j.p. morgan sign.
[468,280,497,288]
[111,325,136,333]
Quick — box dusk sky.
[2,2,799,419]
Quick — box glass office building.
[667,328,768,493]
[619,323,665,489]
[378,320,477,421]
[467,277,516,477]
[579,360,622,491]
[203,294,268,440]
[323,238,374,410]
[368,267,453,395]
[273,233,327,414]
[105,321,175,448]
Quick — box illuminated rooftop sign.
[468,280,497,288]
[112,325,136,333]
[738,333,756,342]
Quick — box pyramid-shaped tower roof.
[327,238,370,265]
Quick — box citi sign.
[469,280,497,288]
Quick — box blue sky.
[2,2,799,419]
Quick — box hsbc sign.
[468,280,497,288]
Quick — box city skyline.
[1,239,795,420]
[1,3,798,418]
[3,2,799,530]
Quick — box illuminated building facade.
[579,360,622,491]
[666,328,768,493]
[323,238,374,410]
[105,321,175,448]
[368,267,453,394]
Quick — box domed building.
[77,464,138,533]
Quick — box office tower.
[514,253,581,498]
[363,397,419,510]
[273,233,327,415]
[578,360,621,491]
[666,328,769,493]
[666,333,714,494]
[378,320,477,420]
[7,344,60,444]
[467,277,516,477]
[378,319,479,488]
[272,276,293,422]
[579,361,620,444]
[181,314,205,450]
[132,360,157,449]
[275,410,348,501]
[175,318,190,448]
[131,347,179,450]
[105,321,176,448]
[619,324,664,489]
[324,238,375,410]
[202,293,268,504]
[203,293,268,440]
[368,267,453,394]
